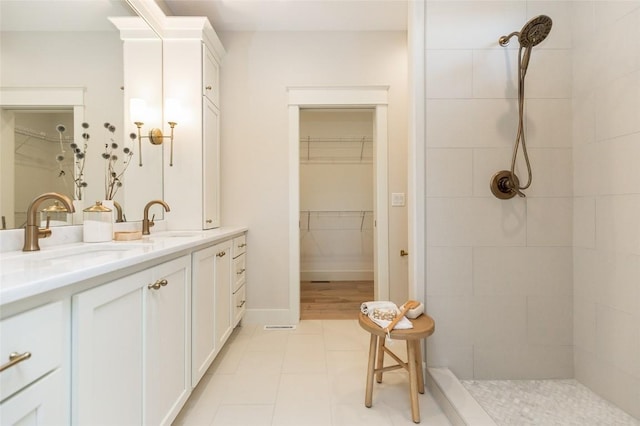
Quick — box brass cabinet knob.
[236,268,246,275]
[206,219,213,224]
[216,251,226,257]
[400,250,409,257]
[205,85,212,91]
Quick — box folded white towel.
[360,301,396,315]
[360,301,413,331]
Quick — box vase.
[72,199,84,225]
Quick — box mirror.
[0,0,163,230]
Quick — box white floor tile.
[174,320,450,426]
[210,404,274,426]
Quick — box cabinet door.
[145,256,191,426]
[202,44,219,106]
[73,271,146,425]
[0,369,65,425]
[191,246,217,387]
[214,240,233,349]
[203,98,220,229]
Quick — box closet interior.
[299,108,375,319]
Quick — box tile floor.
[173,320,451,426]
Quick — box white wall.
[219,31,408,319]
[300,109,374,281]
[424,1,574,380]
[571,2,640,418]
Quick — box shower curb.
[426,367,496,426]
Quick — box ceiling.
[0,0,135,32]
[158,0,408,32]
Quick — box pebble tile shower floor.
[461,379,639,425]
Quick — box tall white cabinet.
[163,18,225,230]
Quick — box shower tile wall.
[424,1,574,380]
[571,1,640,419]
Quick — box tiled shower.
[422,0,639,419]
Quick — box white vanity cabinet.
[0,301,68,425]
[163,19,225,230]
[72,256,191,426]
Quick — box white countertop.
[0,227,247,308]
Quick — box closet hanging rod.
[300,210,373,214]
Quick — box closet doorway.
[299,109,375,319]
[287,86,389,324]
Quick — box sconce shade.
[165,98,181,123]
[130,98,147,123]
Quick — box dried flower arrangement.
[101,122,137,200]
[55,122,89,200]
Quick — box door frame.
[288,86,389,323]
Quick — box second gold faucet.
[142,200,170,235]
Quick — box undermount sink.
[1,243,148,266]
[147,231,202,238]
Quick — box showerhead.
[519,15,553,47]
[499,15,553,47]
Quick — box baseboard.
[426,367,496,426]
[300,270,374,281]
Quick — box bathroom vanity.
[0,227,247,425]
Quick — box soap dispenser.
[83,201,113,242]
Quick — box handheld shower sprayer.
[491,15,553,200]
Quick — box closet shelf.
[15,126,73,143]
[300,210,373,231]
[300,136,373,163]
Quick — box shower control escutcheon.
[490,170,523,199]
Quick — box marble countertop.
[0,227,247,307]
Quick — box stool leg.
[375,334,385,383]
[407,340,421,423]
[365,334,377,408]
[415,340,425,394]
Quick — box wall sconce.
[130,98,178,167]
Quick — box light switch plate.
[391,192,405,207]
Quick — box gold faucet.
[22,192,75,251]
[113,201,125,223]
[142,200,170,235]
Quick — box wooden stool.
[358,312,435,423]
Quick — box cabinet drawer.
[233,254,246,292]
[232,235,246,258]
[1,301,65,401]
[232,283,246,326]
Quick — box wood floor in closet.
[300,280,374,320]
